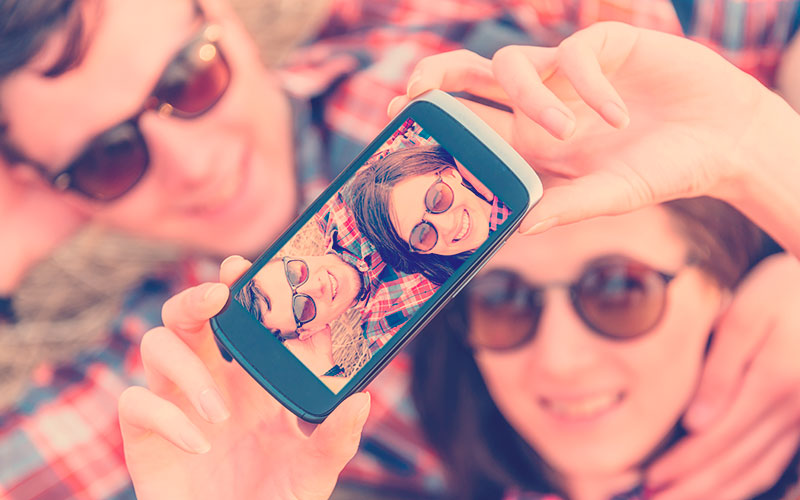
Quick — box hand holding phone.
[212,90,542,422]
[118,257,370,500]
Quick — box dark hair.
[347,144,479,285]
[0,0,88,161]
[234,276,297,342]
[410,198,776,499]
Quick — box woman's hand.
[645,253,800,500]
[118,256,370,500]
[389,22,800,257]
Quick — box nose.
[524,288,600,381]
[297,268,326,299]
[138,112,229,191]
[426,208,458,240]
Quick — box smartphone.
[211,90,542,422]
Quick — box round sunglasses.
[283,257,318,330]
[408,171,455,252]
[464,255,691,351]
[1,24,230,202]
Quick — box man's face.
[0,0,296,256]
[251,255,362,336]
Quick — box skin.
[0,0,296,264]
[251,255,361,337]
[473,207,724,500]
[389,167,492,255]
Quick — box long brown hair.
[410,197,774,499]
[346,144,483,285]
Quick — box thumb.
[293,392,371,499]
[519,171,655,234]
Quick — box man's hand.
[646,253,800,500]
[119,256,370,500]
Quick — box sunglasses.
[408,172,455,252]
[3,24,231,202]
[464,255,689,351]
[283,257,318,330]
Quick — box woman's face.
[390,167,492,255]
[472,207,724,480]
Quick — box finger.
[651,418,800,500]
[292,392,371,497]
[140,326,231,423]
[219,254,252,286]
[118,386,211,454]
[405,49,508,104]
[647,382,792,490]
[715,428,800,500]
[519,170,655,234]
[161,281,229,349]
[492,45,576,139]
[555,36,629,128]
[683,296,773,431]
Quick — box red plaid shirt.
[3,1,799,499]
[315,193,439,352]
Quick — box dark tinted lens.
[466,270,542,350]
[409,221,438,252]
[69,122,149,201]
[424,180,454,214]
[152,39,230,116]
[285,260,309,287]
[575,258,668,338]
[292,295,317,324]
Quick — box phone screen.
[232,118,512,392]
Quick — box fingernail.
[387,96,404,117]
[522,217,559,235]
[351,392,371,435]
[198,387,230,423]
[203,283,228,304]
[601,101,630,128]
[540,107,575,139]
[180,427,211,454]
[220,255,243,268]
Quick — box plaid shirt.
[490,196,511,232]
[315,193,438,352]
[3,1,800,499]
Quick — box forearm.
[721,90,800,259]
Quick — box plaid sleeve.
[0,277,176,500]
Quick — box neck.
[558,469,642,500]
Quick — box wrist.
[716,89,800,257]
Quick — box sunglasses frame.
[408,171,455,253]
[282,257,318,330]
[464,255,688,351]
[1,22,229,202]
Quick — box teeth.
[328,271,339,300]
[544,393,622,419]
[454,210,470,241]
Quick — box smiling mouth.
[540,392,625,421]
[327,270,339,301]
[452,209,471,243]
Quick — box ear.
[297,323,331,341]
[441,166,463,184]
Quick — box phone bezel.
[211,90,542,422]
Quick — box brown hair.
[346,144,480,285]
[410,197,769,499]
